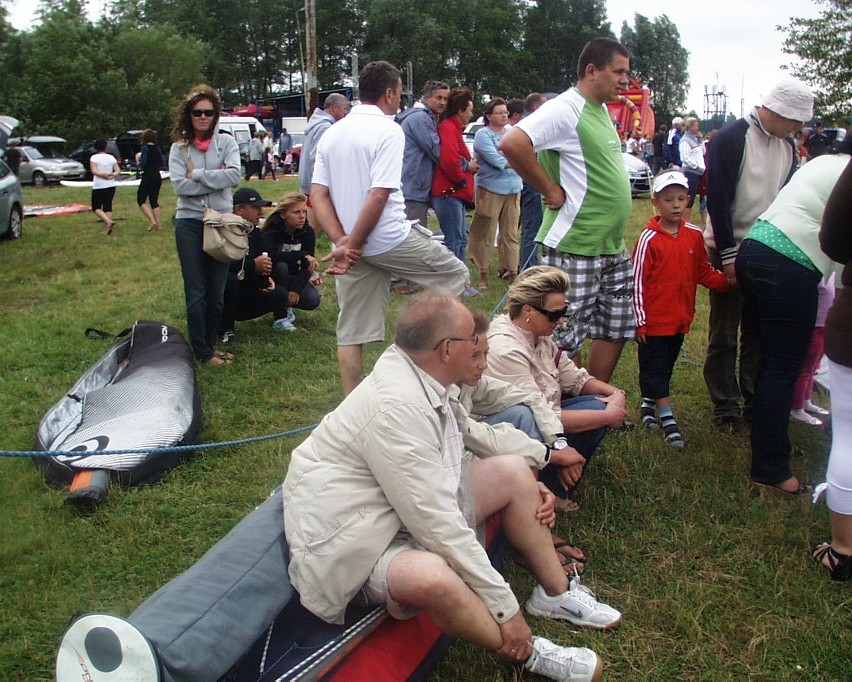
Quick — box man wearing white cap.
[702,77,813,428]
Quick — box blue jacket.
[397,102,440,203]
[473,126,522,196]
[664,128,682,166]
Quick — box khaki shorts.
[336,224,469,346]
[360,533,422,620]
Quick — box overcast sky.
[7,0,823,117]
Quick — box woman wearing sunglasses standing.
[169,84,242,366]
[485,266,628,506]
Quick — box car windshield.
[23,146,44,160]
[38,146,65,158]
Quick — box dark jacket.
[261,212,316,293]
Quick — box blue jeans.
[519,183,542,270]
[431,195,468,262]
[736,239,820,484]
[483,398,607,498]
[174,218,230,362]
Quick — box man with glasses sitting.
[284,290,619,682]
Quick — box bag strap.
[181,144,209,208]
[85,326,133,341]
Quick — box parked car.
[622,152,652,195]
[70,131,145,178]
[463,119,484,156]
[0,157,23,239]
[15,145,86,186]
[8,135,67,158]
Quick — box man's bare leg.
[338,344,363,396]
[586,338,625,383]
[472,456,568,596]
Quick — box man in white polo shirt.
[501,38,633,383]
[311,61,469,394]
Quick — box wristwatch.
[544,436,569,464]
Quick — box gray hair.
[324,93,348,110]
[422,80,450,98]
[395,288,464,352]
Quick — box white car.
[622,152,652,195]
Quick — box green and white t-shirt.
[517,88,631,256]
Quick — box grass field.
[0,176,848,680]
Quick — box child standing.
[790,273,834,425]
[633,171,731,448]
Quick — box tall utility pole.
[305,0,318,118]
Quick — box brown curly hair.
[171,84,222,143]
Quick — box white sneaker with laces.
[272,317,296,332]
[524,636,602,681]
[284,308,296,323]
[526,575,622,630]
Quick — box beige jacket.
[486,314,592,419]
[458,375,562,467]
[283,345,519,625]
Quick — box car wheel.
[32,171,47,187]
[6,205,22,239]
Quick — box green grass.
[0,180,848,680]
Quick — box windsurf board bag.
[56,487,510,681]
[34,320,201,507]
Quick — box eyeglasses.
[191,109,216,118]
[433,334,479,350]
[529,304,568,322]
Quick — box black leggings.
[137,174,162,209]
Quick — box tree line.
[3,0,695,148]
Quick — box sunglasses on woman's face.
[529,303,568,322]
[191,109,216,118]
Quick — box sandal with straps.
[813,542,852,581]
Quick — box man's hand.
[535,482,556,529]
[496,612,533,662]
[637,331,647,344]
[254,253,272,277]
[305,255,319,272]
[541,184,566,210]
[557,462,585,490]
[723,263,737,286]
[321,236,362,275]
[288,291,301,306]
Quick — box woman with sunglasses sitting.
[168,84,242,366]
[486,266,628,505]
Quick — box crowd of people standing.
[120,35,852,680]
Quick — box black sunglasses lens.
[548,308,566,322]
[192,109,215,117]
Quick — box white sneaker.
[790,408,822,426]
[284,308,296,323]
[526,576,622,630]
[272,317,296,332]
[524,636,602,681]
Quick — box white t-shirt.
[312,104,409,257]
[90,152,118,190]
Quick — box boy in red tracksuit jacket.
[632,171,730,448]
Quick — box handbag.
[178,143,253,264]
[202,207,254,263]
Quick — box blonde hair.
[684,116,700,131]
[275,192,308,216]
[506,266,570,319]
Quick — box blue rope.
[0,423,318,458]
[4,249,540,460]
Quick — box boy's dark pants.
[639,334,685,400]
